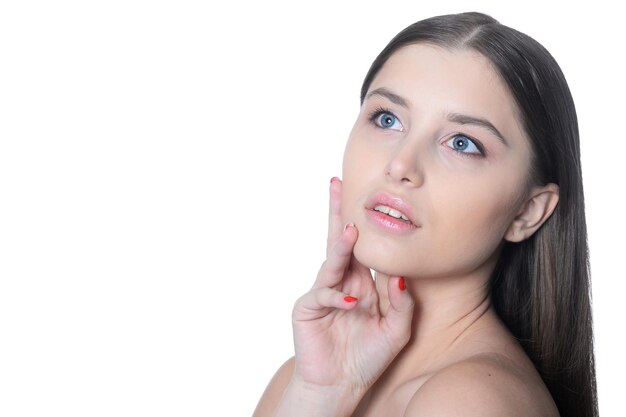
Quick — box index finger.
[327,177,343,257]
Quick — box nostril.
[385,161,424,188]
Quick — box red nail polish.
[399,277,406,291]
[344,295,358,302]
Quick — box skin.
[253,44,560,417]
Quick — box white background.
[0,1,623,416]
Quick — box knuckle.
[313,290,323,305]
[398,329,411,346]
[318,259,330,274]
[292,293,305,311]
[390,325,412,348]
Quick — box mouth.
[364,191,420,233]
[369,204,413,224]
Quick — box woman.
[253,12,597,417]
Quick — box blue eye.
[445,134,484,156]
[368,107,404,131]
[376,113,398,129]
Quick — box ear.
[504,183,560,243]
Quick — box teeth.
[374,205,410,222]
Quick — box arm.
[271,377,364,417]
[252,357,294,417]
[253,356,360,417]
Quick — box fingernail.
[344,222,354,232]
[330,176,339,184]
[398,277,406,291]
[344,295,358,302]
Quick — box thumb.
[383,276,414,348]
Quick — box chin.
[352,233,408,278]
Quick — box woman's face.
[341,44,534,279]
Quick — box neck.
[410,273,493,351]
[374,264,501,381]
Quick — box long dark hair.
[359,12,597,417]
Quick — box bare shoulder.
[252,357,295,417]
[403,353,559,417]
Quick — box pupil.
[455,138,468,150]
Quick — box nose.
[385,140,424,187]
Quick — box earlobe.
[504,183,560,242]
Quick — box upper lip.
[365,191,418,225]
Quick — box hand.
[290,177,415,397]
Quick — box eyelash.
[367,106,486,158]
[447,133,486,158]
[367,106,400,129]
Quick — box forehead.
[368,43,524,138]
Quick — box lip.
[365,192,420,229]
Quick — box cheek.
[428,178,521,261]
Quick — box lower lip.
[365,209,419,234]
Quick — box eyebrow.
[365,87,410,109]
[446,112,509,146]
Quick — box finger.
[326,177,343,258]
[374,271,391,315]
[342,256,376,296]
[293,287,359,322]
[348,250,374,278]
[314,223,357,289]
[382,276,415,348]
